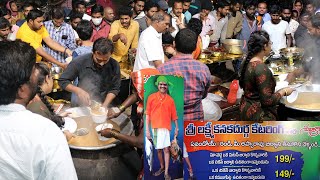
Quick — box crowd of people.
[0,0,320,179]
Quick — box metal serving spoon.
[73,128,89,136]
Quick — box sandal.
[153,168,164,176]
[188,175,196,180]
[164,174,171,180]
[188,168,194,180]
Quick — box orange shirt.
[257,15,263,30]
[145,91,178,130]
[192,36,202,59]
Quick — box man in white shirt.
[192,0,215,41]
[262,5,292,55]
[133,0,145,20]
[0,40,77,180]
[210,0,230,45]
[169,0,186,37]
[74,1,91,21]
[281,6,299,45]
[133,11,170,71]
[167,0,192,23]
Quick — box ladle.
[73,128,89,136]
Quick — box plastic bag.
[206,93,226,102]
[145,137,154,172]
[202,98,222,120]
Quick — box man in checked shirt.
[44,8,77,65]
[158,28,211,121]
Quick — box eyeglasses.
[159,83,167,86]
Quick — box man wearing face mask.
[59,38,121,108]
[44,8,77,65]
[108,7,139,63]
[90,4,110,42]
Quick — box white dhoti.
[152,128,170,149]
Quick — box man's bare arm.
[36,47,67,68]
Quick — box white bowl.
[278,73,288,82]
[95,123,114,141]
[275,81,289,92]
[65,56,72,63]
[286,90,298,103]
[90,107,108,123]
[61,117,77,133]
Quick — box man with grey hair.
[133,11,170,71]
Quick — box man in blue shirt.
[16,2,33,27]
[255,1,271,30]
[44,8,77,64]
[238,1,257,52]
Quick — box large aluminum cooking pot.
[282,84,320,112]
[222,39,244,55]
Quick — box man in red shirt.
[90,4,110,42]
[145,76,178,180]
[97,0,113,9]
